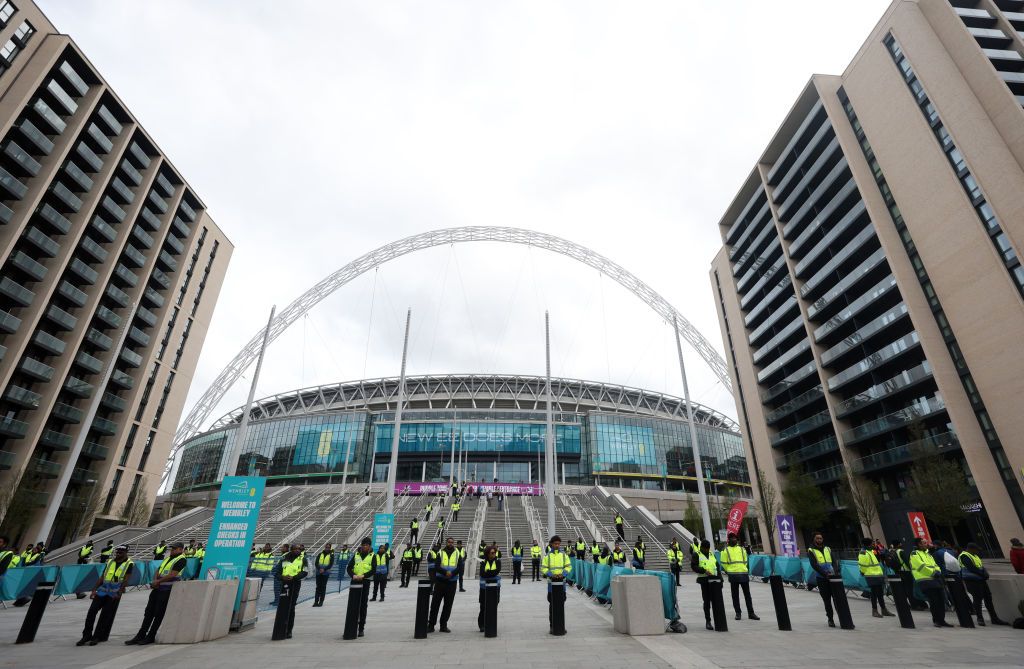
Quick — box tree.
[781,465,829,538]
[118,478,152,527]
[0,473,45,544]
[838,475,882,537]
[65,484,105,541]
[756,468,781,553]
[907,454,970,543]
[683,497,703,538]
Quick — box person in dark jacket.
[692,539,719,630]
[312,544,333,606]
[807,532,837,627]
[959,542,1008,626]
[891,539,928,610]
[478,545,502,631]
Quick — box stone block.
[157,580,236,644]
[611,575,664,636]
[988,574,1024,622]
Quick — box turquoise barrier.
[53,564,103,597]
[606,566,678,621]
[0,565,59,600]
[581,560,593,592]
[749,554,772,578]
[839,560,869,593]
[593,563,612,601]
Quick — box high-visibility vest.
[809,547,833,573]
[0,550,13,567]
[531,545,542,558]
[251,551,274,572]
[959,551,984,580]
[575,541,586,552]
[184,546,196,557]
[103,559,134,583]
[633,547,645,561]
[426,504,433,512]
[153,544,166,558]
[438,549,459,569]
[959,551,982,569]
[352,552,373,576]
[591,544,599,556]
[402,550,414,560]
[697,552,718,578]
[542,551,572,578]
[612,550,625,563]
[895,548,911,572]
[413,548,422,559]
[195,547,205,558]
[910,550,940,582]
[25,551,43,565]
[597,554,611,565]
[481,559,499,577]
[437,520,444,528]
[411,520,419,529]
[615,516,623,525]
[318,552,333,567]
[79,546,93,558]
[720,545,748,574]
[281,555,305,578]
[452,503,460,511]
[427,550,438,565]
[158,555,186,577]
[458,547,466,560]
[100,545,113,557]
[858,549,883,577]
[372,553,389,573]
[512,547,523,559]
[668,548,684,564]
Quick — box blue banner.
[372,513,394,550]
[203,476,266,610]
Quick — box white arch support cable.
[161,226,733,488]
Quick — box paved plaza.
[0,577,1021,668]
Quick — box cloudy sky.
[45,0,892,427]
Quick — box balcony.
[843,394,946,447]
[52,402,84,423]
[45,305,77,331]
[110,176,134,203]
[827,331,922,393]
[129,142,151,169]
[777,436,839,470]
[39,429,73,450]
[150,269,171,290]
[63,376,94,398]
[20,357,54,381]
[157,250,177,272]
[24,490,49,508]
[24,226,58,256]
[95,305,122,328]
[119,347,143,367]
[0,276,34,306]
[144,286,164,308]
[90,216,116,243]
[0,449,15,469]
[814,275,900,343]
[110,369,134,389]
[136,305,157,327]
[148,189,168,214]
[101,196,125,222]
[164,234,184,255]
[87,123,113,153]
[32,457,62,478]
[132,225,153,249]
[179,199,197,222]
[100,392,127,412]
[3,384,41,408]
[123,244,146,268]
[57,281,87,307]
[155,173,174,198]
[850,431,960,474]
[0,309,22,334]
[80,236,108,263]
[85,328,113,350]
[37,204,72,235]
[115,263,139,287]
[75,141,102,171]
[172,216,191,238]
[12,251,47,281]
[105,283,130,307]
[835,361,933,418]
[128,326,150,347]
[82,441,109,460]
[120,159,142,186]
[757,339,811,385]
[70,467,97,484]
[771,410,833,447]
[74,351,103,375]
[91,416,118,436]
[807,464,845,484]
[761,359,819,403]
[0,414,29,438]
[140,207,162,231]
[19,119,54,155]
[33,330,66,355]
[69,258,98,284]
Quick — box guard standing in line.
[313,543,334,606]
[451,499,461,522]
[689,536,700,560]
[478,540,487,564]
[960,542,1008,626]
[412,543,423,576]
[612,543,627,565]
[371,544,389,601]
[125,542,187,645]
[249,543,275,579]
[437,518,445,537]
[99,540,114,563]
[911,537,948,627]
[667,540,685,586]
[0,537,14,594]
[195,543,206,579]
[632,539,645,569]
[614,513,625,541]
[424,502,433,522]
[457,540,467,592]
[511,541,523,584]
[542,535,572,631]
[78,545,134,646]
[575,537,587,558]
[184,539,197,558]
[78,541,94,564]
[720,533,759,620]
[338,544,352,579]
[808,532,838,627]
[590,540,600,563]
[692,539,719,630]
[478,545,501,631]
[278,545,308,637]
[891,539,927,610]
[270,544,289,606]
[400,543,414,587]
[428,537,461,633]
[858,537,893,618]
[410,518,420,544]
[347,538,374,637]
[597,544,612,565]
[427,542,440,579]
[152,540,167,560]
[530,540,542,581]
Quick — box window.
[0,2,16,28]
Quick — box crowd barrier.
[1,558,207,602]
[566,557,680,622]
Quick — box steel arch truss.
[163,226,733,486]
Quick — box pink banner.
[395,481,543,496]
[726,500,748,537]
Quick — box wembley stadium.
[170,373,751,496]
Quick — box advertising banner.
[725,500,748,537]
[775,514,799,556]
[202,476,266,609]
[395,481,543,495]
[907,511,931,542]
[372,513,394,549]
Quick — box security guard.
[410,518,420,544]
[400,543,414,587]
[371,544,389,601]
[632,539,645,569]
[667,540,685,586]
[611,543,627,565]
[275,545,307,637]
[424,502,433,522]
[79,545,134,646]
[126,542,187,645]
[720,532,759,621]
[590,540,600,563]
[24,543,45,566]
[457,540,467,592]
[478,540,487,563]
[437,518,445,536]
[511,540,523,584]
[194,542,206,579]
[614,513,625,540]
[249,543,275,579]
[428,537,461,633]
[808,532,837,627]
[427,542,440,579]
[960,542,1008,626]
[524,540,539,581]
[451,499,461,522]
[99,540,114,564]
[478,545,501,632]
[412,543,423,576]
[313,543,334,606]
[910,537,948,627]
[689,536,700,560]
[0,536,14,591]
[78,541,94,564]
[347,538,374,637]
[338,544,352,579]
[152,540,167,560]
[184,540,197,558]
[575,537,587,558]
[891,539,926,610]
[858,537,892,618]
[692,539,719,630]
[597,545,612,566]
[542,535,572,632]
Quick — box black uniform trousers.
[372,572,387,599]
[136,588,172,640]
[698,579,712,622]
[615,524,624,540]
[547,580,566,627]
[411,529,419,543]
[356,578,370,632]
[401,561,412,587]
[283,580,301,634]
[729,576,755,615]
[900,570,927,609]
[921,582,946,625]
[412,558,421,576]
[458,562,465,590]
[314,572,330,605]
[531,558,541,581]
[817,577,835,621]
[82,594,121,641]
[512,560,522,584]
[429,579,457,628]
[670,563,681,586]
[452,511,459,522]
[964,579,998,620]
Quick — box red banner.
[907,511,931,542]
[726,500,748,537]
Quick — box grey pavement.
[0,577,1021,668]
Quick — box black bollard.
[15,581,54,644]
[945,577,975,628]
[550,581,567,636]
[342,581,364,640]
[768,575,792,631]
[414,579,431,639]
[484,580,499,638]
[827,577,855,630]
[887,577,915,629]
[271,587,291,641]
[708,576,728,632]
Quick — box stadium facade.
[170,374,750,497]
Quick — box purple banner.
[775,514,798,556]
[395,481,543,496]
